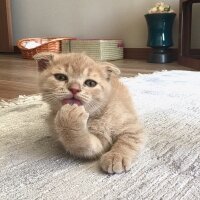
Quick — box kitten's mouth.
[62,97,82,106]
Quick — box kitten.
[34,52,145,174]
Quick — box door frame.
[0,0,13,52]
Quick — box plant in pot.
[145,2,176,63]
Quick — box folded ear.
[101,62,121,79]
[33,52,57,72]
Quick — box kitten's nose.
[68,83,81,95]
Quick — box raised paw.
[55,104,89,130]
[100,151,132,174]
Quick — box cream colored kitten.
[34,52,145,174]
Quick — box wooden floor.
[0,53,194,100]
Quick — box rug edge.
[0,94,42,109]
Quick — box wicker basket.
[17,37,72,59]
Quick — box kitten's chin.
[62,98,82,106]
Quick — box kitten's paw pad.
[100,152,132,174]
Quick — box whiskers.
[42,92,57,103]
[42,88,71,104]
[76,93,91,103]
[75,93,106,115]
[85,99,105,115]
[42,87,106,116]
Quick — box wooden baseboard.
[14,46,178,61]
[124,48,178,60]
[124,48,151,59]
[189,49,200,57]
[178,56,200,70]
[14,46,20,53]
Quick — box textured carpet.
[0,70,200,200]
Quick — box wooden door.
[0,0,13,52]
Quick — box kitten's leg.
[100,123,145,174]
[54,104,105,159]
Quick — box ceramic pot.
[145,13,176,63]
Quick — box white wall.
[11,0,179,48]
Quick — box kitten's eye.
[84,79,97,87]
[54,73,68,81]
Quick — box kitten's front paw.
[100,152,132,174]
[55,104,89,130]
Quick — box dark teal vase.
[145,13,176,63]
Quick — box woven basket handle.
[43,37,69,45]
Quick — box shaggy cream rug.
[0,71,200,200]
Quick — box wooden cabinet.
[178,0,200,69]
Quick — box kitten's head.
[34,52,120,115]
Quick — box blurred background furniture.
[178,0,200,69]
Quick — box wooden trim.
[183,1,192,56]
[15,46,179,60]
[0,0,13,52]
[15,46,180,59]
[178,56,200,70]
[124,48,151,59]
[14,46,21,53]
[124,48,178,60]
[190,49,200,58]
